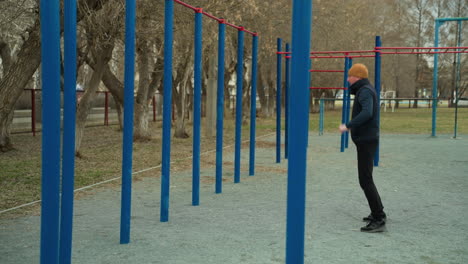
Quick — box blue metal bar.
[319,98,324,135]
[192,9,202,206]
[120,0,136,241]
[234,28,244,183]
[285,43,290,159]
[436,17,468,22]
[374,36,382,166]
[215,21,226,193]
[432,21,441,137]
[59,0,77,262]
[249,34,258,176]
[345,58,352,149]
[276,38,282,163]
[286,1,312,263]
[160,0,174,222]
[39,0,61,262]
[454,21,462,139]
[340,58,348,152]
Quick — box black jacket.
[346,78,379,143]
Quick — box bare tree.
[0,0,108,151]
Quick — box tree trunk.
[75,44,114,156]
[112,93,123,130]
[134,39,152,141]
[0,21,41,151]
[257,68,268,117]
[0,1,108,151]
[205,50,217,137]
[173,46,193,139]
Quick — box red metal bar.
[376,46,468,50]
[310,70,344,72]
[354,54,376,57]
[311,50,376,54]
[225,21,241,30]
[310,55,375,59]
[31,89,36,136]
[202,11,221,21]
[379,51,468,54]
[152,95,156,122]
[278,50,376,55]
[310,87,347,90]
[174,0,257,36]
[104,91,109,126]
[310,55,345,58]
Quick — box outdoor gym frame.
[277,39,383,165]
[38,0,258,263]
[276,20,467,166]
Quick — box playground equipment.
[277,44,382,162]
[277,21,468,164]
[38,0,258,263]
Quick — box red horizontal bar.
[310,70,344,72]
[201,11,222,21]
[174,0,257,36]
[310,87,347,90]
[225,21,241,30]
[349,55,376,58]
[377,46,468,50]
[311,50,376,54]
[379,51,468,55]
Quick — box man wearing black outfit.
[339,63,386,233]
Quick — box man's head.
[347,63,368,85]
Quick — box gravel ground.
[1,133,467,264]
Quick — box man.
[339,63,386,233]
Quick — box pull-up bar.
[311,55,376,58]
[277,49,376,55]
[174,0,257,35]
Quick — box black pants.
[355,141,385,219]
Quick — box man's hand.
[339,124,348,133]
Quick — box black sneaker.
[360,220,386,233]
[362,213,387,222]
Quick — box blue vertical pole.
[234,28,244,184]
[432,21,441,137]
[276,38,282,163]
[340,57,349,152]
[59,0,77,262]
[160,0,173,222]
[40,0,60,263]
[285,43,290,159]
[345,58,352,149]
[286,0,312,263]
[39,0,61,263]
[374,36,382,166]
[249,34,259,176]
[120,0,136,241]
[192,9,203,206]
[319,98,324,135]
[453,21,462,139]
[215,20,226,193]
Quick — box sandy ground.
[1,133,467,264]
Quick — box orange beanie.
[348,63,368,79]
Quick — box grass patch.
[1,107,466,216]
